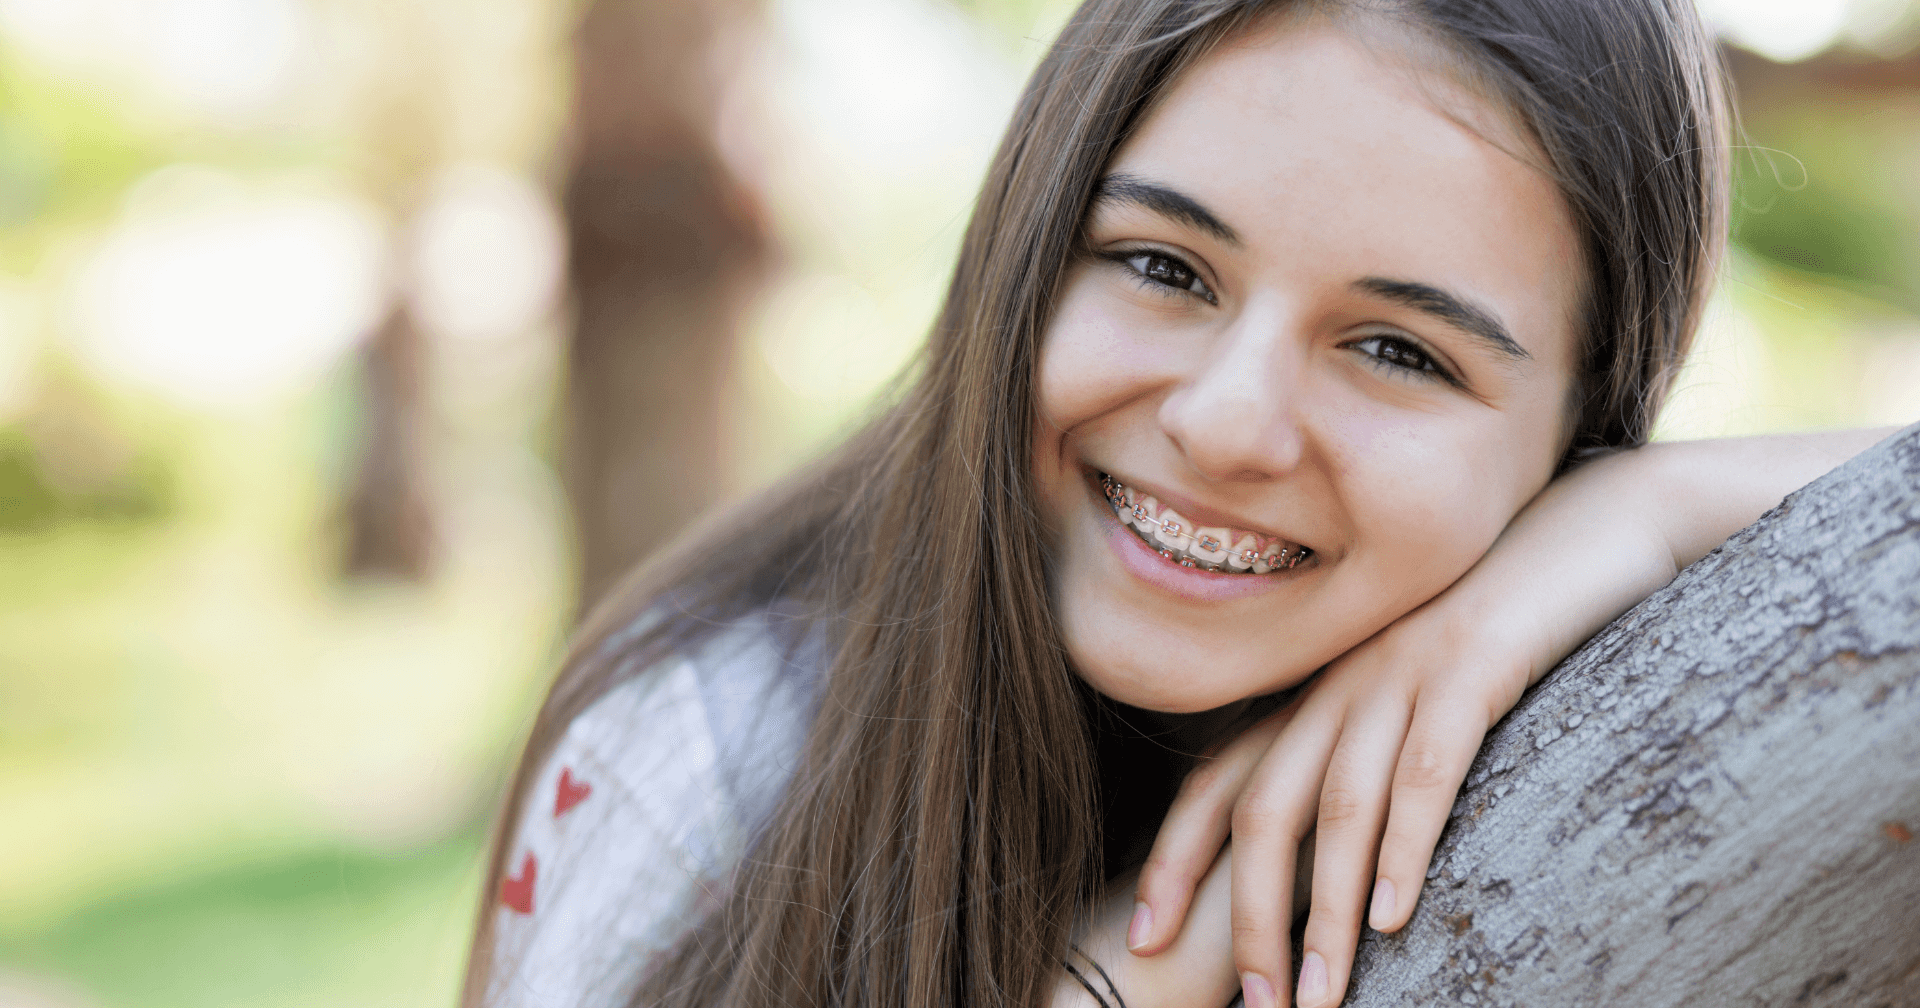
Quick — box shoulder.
[482,607,824,1008]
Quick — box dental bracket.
[1102,471,1310,576]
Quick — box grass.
[0,827,487,1008]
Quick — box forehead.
[1107,17,1583,366]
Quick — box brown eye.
[1375,338,1432,371]
[1350,334,1451,382]
[1140,254,1193,288]
[1111,250,1215,302]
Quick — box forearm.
[1440,427,1899,690]
[1634,428,1900,570]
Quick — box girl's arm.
[1528,428,1902,674]
[1125,426,1902,1008]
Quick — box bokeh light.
[69,166,387,408]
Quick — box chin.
[1062,622,1316,714]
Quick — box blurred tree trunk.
[343,302,435,579]
[562,0,770,613]
[343,103,440,582]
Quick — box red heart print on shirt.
[555,766,591,818]
[500,852,536,915]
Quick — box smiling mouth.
[1098,473,1311,575]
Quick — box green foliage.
[0,833,484,1008]
[0,427,173,534]
[1729,86,1920,316]
[0,429,59,531]
[1734,177,1920,312]
[0,49,165,265]
[0,44,334,272]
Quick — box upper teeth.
[1100,474,1309,574]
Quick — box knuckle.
[1377,820,1426,856]
[1230,903,1275,946]
[1305,902,1358,934]
[1395,745,1453,792]
[1232,790,1287,835]
[1316,785,1368,830]
[1181,759,1232,799]
[1140,853,1204,891]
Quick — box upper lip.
[1099,469,1308,551]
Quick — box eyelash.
[1096,248,1461,386]
[1099,248,1217,304]
[1344,333,1459,385]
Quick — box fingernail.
[1297,951,1329,1005]
[1240,972,1277,1008]
[1369,878,1396,929]
[1126,902,1152,950]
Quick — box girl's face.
[1034,18,1585,713]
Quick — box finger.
[1294,703,1410,1008]
[1369,700,1487,933]
[1133,704,1298,956]
[1151,844,1242,1003]
[1229,705,1343,1008]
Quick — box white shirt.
[483,609,822,1008]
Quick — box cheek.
[1036,279,1112,428]
[1325,403,1537,588]
[1036,273,1191,433]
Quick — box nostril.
[1159,392,1304,483]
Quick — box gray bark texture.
[1342,422,1920,1007]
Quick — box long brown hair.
[464,1,1730,1005]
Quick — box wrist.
[1391,588,1540,702]
[1592,442,1689,577]
[1407,458,1677,688]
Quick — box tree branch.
[1344,422,1920,1006]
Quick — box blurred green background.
[0,0,1915,1005]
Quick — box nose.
[1157,308,1307,482]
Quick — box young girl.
[466,1,1894,1006]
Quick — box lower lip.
[1093,483,1293,603]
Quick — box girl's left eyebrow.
[1353,276,1531,362]
[1093,173,1240,245]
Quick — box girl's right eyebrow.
[1093,172,1241,245]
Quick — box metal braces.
[1100,472,1311,573]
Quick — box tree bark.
[561,0,769,612]
[1343,423,1920,1006]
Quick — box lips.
[1097,472,1311,575]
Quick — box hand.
[1126,445,1691,1007]
[1129,609,1537,1008]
